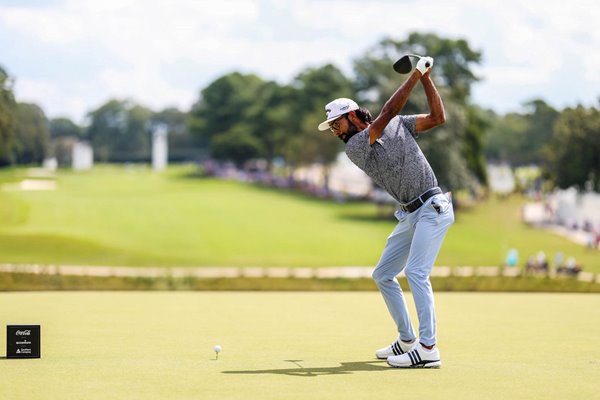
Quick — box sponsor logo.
[15,330,31,336]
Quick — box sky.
[0,0,599,124]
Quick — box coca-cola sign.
[7,325,40,359]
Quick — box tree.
[86,100,152,162]
[189,72,267,166]
[544,105,600,191]
[248,81,295,170]
[190,67,354,173]
[522,100,559,165]
[189,72,265,142]
[293,64,355,113]
[464,105,490,185]
[211,126,262,167]
[402,32,481,101]
[13,103,49,165]
[286,64,354,168]
[0,66,16,166]
[354,33,482,105]
[485,111,527,163]
[485,99,559,166]
[49,117,83,139]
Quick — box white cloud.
[14,79,60,103]
[99,65,195,112]
[0,7,85,44]
[1,0,599,121]
[13,78,92,120]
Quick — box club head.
[392,54,422,74]
[393,56,412,74]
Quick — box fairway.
[0,166,394,267]
[1,165,599,271]
[1,292,598,400]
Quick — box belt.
[398,187,443,213]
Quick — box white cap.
[317,98,359,131]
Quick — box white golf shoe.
[375,338,417,359]
[387,343,441,368]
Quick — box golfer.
[317,56,453,368]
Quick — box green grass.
[2,272,600,293]
[1,292,599,399]
[0,165,394,267]
[441,196,600,271]
[0,165,598,271]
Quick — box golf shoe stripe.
[409,350,421,366]
[414,350,422,363]
[408,351,416,365]
[393,342,401,355]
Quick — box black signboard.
[7,325,41,359]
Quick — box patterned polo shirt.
[345,115,437,204]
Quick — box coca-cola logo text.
[15,330,31,336]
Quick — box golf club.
[393,54,427,74]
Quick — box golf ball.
[214,345,222,353]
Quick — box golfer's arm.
[415,74,446,133]
[369,71,421,145]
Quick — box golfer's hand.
[416,56,434,75]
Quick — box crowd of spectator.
[507,249,583,277]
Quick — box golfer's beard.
[339,123,360,143]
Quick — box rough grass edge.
[1,272,600,293]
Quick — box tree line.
[1,32,599,192]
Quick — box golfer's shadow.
[223,359,390,377]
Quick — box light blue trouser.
[372,193,454,347]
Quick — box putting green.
[1,292,598,399]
